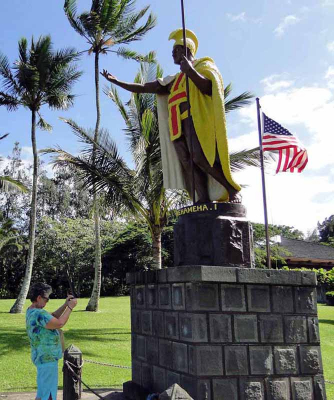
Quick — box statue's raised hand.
[101,69,117,83]
[180,55,193,75]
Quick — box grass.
[0,299,333,397]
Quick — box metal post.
[256,98,271,269]
[63,344,82,400]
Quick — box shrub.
[326,291,334,306]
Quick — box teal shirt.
[26,308,62,365]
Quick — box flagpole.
[180,0,196,204]
[256,98,271,269]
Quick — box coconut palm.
[0,134,28,193]
[64,0,156,311]
[45,63,262,270]
[0,36,81,313]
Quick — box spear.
[180,0,196,204]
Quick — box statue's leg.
[184,117,239,202]
[173,135,210,203]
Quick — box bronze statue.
[101,29,241,204]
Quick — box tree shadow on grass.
[0,328,130,356]
[319,319,334,326]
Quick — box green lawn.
[0,299,333,397]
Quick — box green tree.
[0,135,28,193]
[318,215,334,244]
[63,0,156,311]
[0,36,81,313]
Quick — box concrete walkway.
[0,389,125,400]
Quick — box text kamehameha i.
[176,203,218,217]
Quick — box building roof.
[280,237,334,264]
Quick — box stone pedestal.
[124,205,327,399]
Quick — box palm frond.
[225,90,254,113]
[0,176,29,193]
[229,147,273,172]
[37,114,53,131]
[64,0,92,42]
[112,47,156,63]
[0,91,20,111]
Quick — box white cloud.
[274,15,300,37]
[327,41,334,53]
[231,77,334,233]
[325,66,334,88]
[261,74,295,93]
[321,0,334,6]
[226,12,246,22]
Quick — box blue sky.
[1,0,334,233]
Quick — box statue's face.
[172,45,185,65]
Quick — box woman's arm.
[180,55,212,96]
[101,69,169,95]
[46,298,77,329]
[51,296,73,319]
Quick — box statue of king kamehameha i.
[101,28,241,204]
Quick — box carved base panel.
[173,203,254,268]
[124,268,327,400]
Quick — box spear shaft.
[180,0,196,204]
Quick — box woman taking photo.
[26,282,77,400]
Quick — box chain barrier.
[83,358,131,370]
[325,380,334,385]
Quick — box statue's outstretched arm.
[101,69,169,95]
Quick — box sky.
[1,0,334,235]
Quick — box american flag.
[262,113,308,173]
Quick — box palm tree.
[0,134,28,193]
[0,36,81,313]
[64,0,156,311]
[45,63,261,270]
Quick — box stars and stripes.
[262,113,308,173]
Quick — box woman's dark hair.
[29,283,52,302]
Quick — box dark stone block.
[166,371,181,389]
[132,360,141,385]
[249,346,273,375]
[274,346,298,374]
[291,377,313,400]
[180,375,211,400]
[165,312,179,340]
[212,379,238,400]
[300,346,322,374]
[146,337,159,365]
[301,271,317,286]
[314,375,327,400]
[153,366,166,394]
[308,317,320,343]
[135,286,145,308]
[141,311,152,335]
[221,284,246,311]
[259,315,284,343]
[186,283,219,311]
[179,313,208,342]
[152,310,164,338]
[266,378,290,400]
[189,345,223,376]
[146,285,158,309]
[123,380,150,400]
[225,346,248,375]
[234,315,258,343]
[238,269,302,286]
[272,286,294,313]
[157,269,167,283]
[295,287,317,314]
[136,335,146,361]
[239,378,264,400]
[173,342,188,373]
[247,285,270,312]
[141,363,152,391]
[209,314,232,343]
[159,339,173,369]
[167,265,237,283]
[285,316,307,343]
[131,310,141,334]
[159,284,171,309]
[172,283,185,310]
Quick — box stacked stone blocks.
[127,267,327,399]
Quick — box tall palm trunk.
[86,52,102,311]
[10,110,38,313]
[151,225,162,270]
